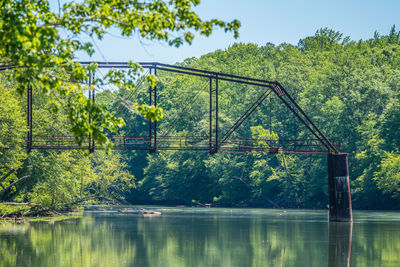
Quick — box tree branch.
[0,169,16,185]
[0,175,31,197]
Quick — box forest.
[1,27,400,213]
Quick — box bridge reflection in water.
[329,222,353,267]
[3,209,399,267]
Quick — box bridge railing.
[26,135,340,154]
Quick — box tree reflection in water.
[0,209,399,266]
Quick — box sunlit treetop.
[0,0,240,147]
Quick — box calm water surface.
[1,207,400,267]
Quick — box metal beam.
[215,75,219,153]
[209,77,213,153]
[275,82,338,153]
[149,67,153,153]
[90,70,95,153]
[27,85,32,153]
[219,89,273,147]
[88,71,95,153]
[154,67,157,153]
[148,67,157,153]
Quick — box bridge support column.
[328,153,352,222]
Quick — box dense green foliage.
[0,0,239,212]
[1,27,400,211]
[0,82,135,211]
[126,27,400,209]
[0,0,239,147]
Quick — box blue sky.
[74,0,400,64]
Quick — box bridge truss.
[23,62,340,155]
[3,61,353,222]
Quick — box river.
[1,207,400,266]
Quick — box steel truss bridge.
[23,62,340,155]
[4,61,352,222]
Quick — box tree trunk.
[0,175,31,199]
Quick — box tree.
[374,153,400,202]
[26,151,91,210]
[298,28,344,51]
[0,84,27,170]
[89,151,135,202]
[381,100,400,151]
[0,0,240,146]
[0,83,28,199]
[130,28,400,209]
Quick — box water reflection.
[328,222,352,267]
[0,209,399,266]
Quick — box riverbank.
[0,203,82,223]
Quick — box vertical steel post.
[215,75,219,153]
[147,66,157,153]
[154,67,157,153]
[88,72,92,153]
[30,85,32,151]
[91,70,95,153]
[269,94,272,147]
[293,87,297,139]
[328,153,353,222]
[149,67,152,153]
[209,77,213,153]
[27,85,32,153]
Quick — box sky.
[74,0,400,64]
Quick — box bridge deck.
[24,135,340,154]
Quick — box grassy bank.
[0,203,82,222]
[0,203,31,217]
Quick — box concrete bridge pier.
[328,153,353,222]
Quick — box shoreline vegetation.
[0,203,257,223]
[4,201,400,224]
[0,201,275,222]
[2,27,400,215]
[0,203,82,223]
